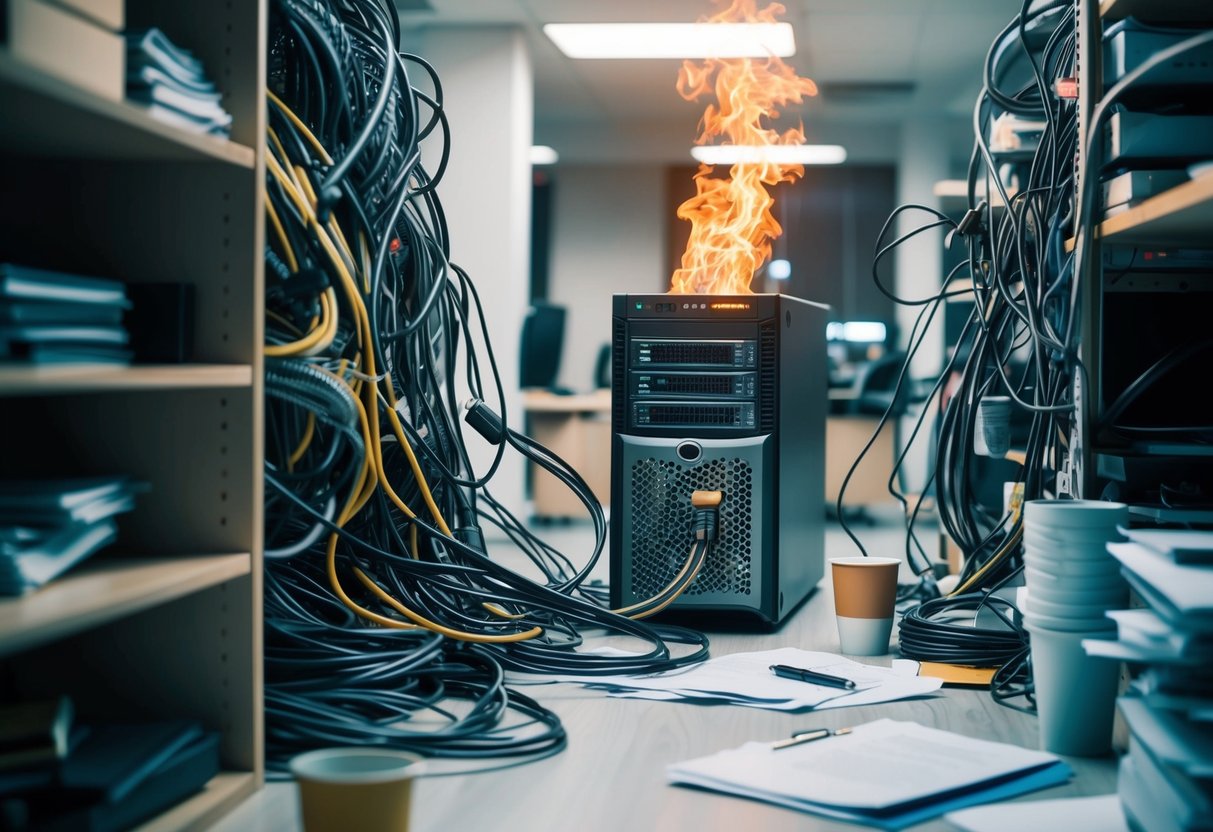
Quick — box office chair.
[847,350,911,418]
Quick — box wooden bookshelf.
[0,363,254,396]
[0,0,266,827]
[0,554,251,658]
[136,772,258,832]
[0,52,255,166]
[1096,173,1213,245]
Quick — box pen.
[769,664,857,690]
[771,726,853,750]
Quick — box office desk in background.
[827,388,899,512]
[522,389,612,519]
[211,574,1119,832]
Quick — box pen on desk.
[771,726,853,750]
[769,664,857,690]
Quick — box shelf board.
[135,772,258,832]
[1100,0,1213,22]
[0,553,251,658]
[0,363,254,396]
[0,52,255,167]
[1094,173,1213,246]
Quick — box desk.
[522,389,612,519]
[826,413,898,510]
[213,579,1118,832]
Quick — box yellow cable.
[288,413,316,471]
[614,540,706,618]
[351,568,543,642]
[268,92,539,642]
[265,195,299,273]
[267,89,334,165]
[265,288,338,357]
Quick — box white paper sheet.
[515,648,942,711]
[668,718,1068,822]
[945,794,1129,832]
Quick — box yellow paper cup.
[291,747,425,832]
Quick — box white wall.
[547,164,669,393]
[894,119,950,496]
[413,26,532,520]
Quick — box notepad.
[667,718,1072,829]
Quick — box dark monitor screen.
[519,302,566,389]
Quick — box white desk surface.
[215,550,1119,832]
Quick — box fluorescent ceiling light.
[543,23,795,60]
[767,259,792,280]
[530,145,559,165]
[691,145,847,166]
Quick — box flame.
[670,0,817,295]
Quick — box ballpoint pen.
[769,664,857,690]
[771,726,853,750]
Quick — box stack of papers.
[0,264,132,366]
[946,794,1130,832]
[0,478,147,595]
[1093,529,1213,832]
[667,718,1072,829]
[526,648,942,711]
[126,29,232,137]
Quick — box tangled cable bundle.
[262,0,711,774]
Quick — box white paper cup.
[1027,626,1120,756]
[1022,526,1121,550]
[1024,564,1127,590]
[1021,552,1124,578]
[1022,539,1116,563]
[975,396,1012,457]
[1024,592,1123,620]
[1022,577,1128,606]
[291,748,426,832]
[1023,609,1117,633]
[1024,499,1128,529]
[831,557,900,656]
[1022,524,1126,545]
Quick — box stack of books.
[0,697,219,831]
[0,477,146,595]
[0,263,132,366]
[125,28,233,137]
[1088,528,1213,832]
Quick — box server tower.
[609,293,828,627]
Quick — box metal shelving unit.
[0,0,265,828]
[1073,0,1213,501]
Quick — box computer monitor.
[519,301,566,389]
[827,320,889,385]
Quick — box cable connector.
[945,201,986,249]
[691,490,722,541]
[957,201,987,235]
[462,398,505,445]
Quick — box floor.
[213,499,946,831]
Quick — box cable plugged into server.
[261,0,714,776]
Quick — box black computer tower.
[609,293,828,627]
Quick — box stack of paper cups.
[1022,499,1129,756]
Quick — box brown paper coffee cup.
[830,557,900,655]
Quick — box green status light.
[635,302,643,310]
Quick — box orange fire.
[670,0,817,295]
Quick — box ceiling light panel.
[543,22,795,59]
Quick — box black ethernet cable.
[851,3,1079,712]
[262,0,723,775]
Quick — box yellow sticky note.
[917,662,998,687]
